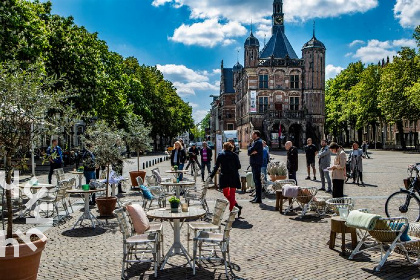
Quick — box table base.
[72,193,102,229]
[160,241,192,270]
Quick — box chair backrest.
[122,202,136,234]
[145,175,157,187]
[272,179,297,191]
[200,185,208,200]
[136,176,144,186]
[369,217,409,243]
[54,168,66,182]
[223,207,238,240]
[114,207,131,241]
[212,199,229,226]
[297,187,318,204]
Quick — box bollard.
[143,162,145,169]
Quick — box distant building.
[218,0,326,148]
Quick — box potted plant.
[267,162,288,181]
[173,165,178,172]
[82,120,125,217]
[124,114,152,188]
[0,63,67,279]
[169,196,181,213]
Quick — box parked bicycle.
[385,163,420,222]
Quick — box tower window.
[290,97,299,111]
[290,75,299,89]
[258,96,269,113]
[259,75,269,89]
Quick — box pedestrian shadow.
[232,218,253,229]
[258,203,276,211]
[289,214,328,223]
[61,226,107,237]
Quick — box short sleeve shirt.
[305,144,317,161]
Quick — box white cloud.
[173,81,219,97]
[153,0,378,23]
[193,109,210,123]
[169,19,247,47]
[156,64,209,82]
[345,52,353,57]
[326,64,344,80]
[394,0,420,28]
[349,40,365,47]
[352,39,417,63]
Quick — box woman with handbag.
[328,142,346,198]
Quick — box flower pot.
[0,236,47,280]
[129,171,146,187]
[269,175,287,181]
[170,202,180,213]
[96,197,117,217]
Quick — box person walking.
[318,139,332,192]
[261,141,269,183]
[82,143,97,205]
[362,141,370,159]
[209,142,242,217]
[248,130,263,203]
[285,141,298,184]
[46,139,63,184]
[329,142,346,198]
[113,159,125,194]
[200,142,213,182]
[185,143,201,175]
[170,141,186,180]
[304,138,317,180]
[350,141,365,186]
[228,138,240,155]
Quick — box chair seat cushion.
[391,222,411,242]
[126,233,156,244]
[140,185,154,200]
[146,223,163,233]
[126,204,150,234]
[189,222,219,231]
[195,231,223,242]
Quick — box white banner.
[250,91,257,113]
[216,134,223,155]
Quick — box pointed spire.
[264,34,267,47]
[313,21,316,38]
[237,49,239,63]
[250,19,253,36]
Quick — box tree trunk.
[106,163,110,197]
[397,121,406,150]
[6,155,13,239]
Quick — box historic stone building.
[222,0,326,148]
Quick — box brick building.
[220,0,326,148]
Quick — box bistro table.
[160,181,195,199]
[99,177,128,197]
[147,207,206,269]
[18,183,55,217]
[70,171,84,188]
[66,189,105,229]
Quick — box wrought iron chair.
[326,197,354,215]
[187,198,229,253]
[192,207,239,279]
[114,207,159,278]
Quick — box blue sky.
[46,0,420,123]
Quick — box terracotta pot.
[129,171,146,187]
[0,237,47,280]
[96,197,117,217]
[269,175,287,181]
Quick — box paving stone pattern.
[15,150,420,279]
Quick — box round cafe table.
[160,181,195,199]
[66,189,105,229]
[70,171,84,188]
[147,207,206,270]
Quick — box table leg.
[341,229,346,254]
[78,175,82,189]
[175,186,180,199]
[275,191,280,211]
[72,193,101,229]
[351,230,358,249]
[329,231,336,249]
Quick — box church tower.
[272,0,284,33]
[244,31,259,68]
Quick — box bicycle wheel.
[385,191,420,222]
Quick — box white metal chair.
[283,186,323,217]
[37,182,68,224]
[184,181,209,214]
[123,202,165,258]
[272,179,297,192]
[114,207,159,278]
[326,197,354,215]
[348,216,420,271]
[192,207,238,279]
[137,176,166,210]
[187,198,229,252]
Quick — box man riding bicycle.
[185,143,201,175]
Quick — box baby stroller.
[345,157,352,183]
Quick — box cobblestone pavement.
[10,150,420,279]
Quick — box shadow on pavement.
[232,218,253,230]
[61,226,107,237]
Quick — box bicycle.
[185,152,200,183]
[385,163,420,222]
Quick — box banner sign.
[216,134,223,155]
[250,91,257,113]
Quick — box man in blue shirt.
[46,139,63,184]
[248,130,263,203]
[261,141,269,183]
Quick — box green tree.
[379,48,420,149]
[124,114,153,170]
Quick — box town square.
[1,0,420,279]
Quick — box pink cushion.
[126,204,150,234]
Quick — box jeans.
[319,169,332,190]
[261,166,267,183]
[178,163,184,180]
[252,164,262,201]
[332,179,344,198]
[84,170,96,202]
[185,159,201,174]
[48,162,62,184]
[223,188,237,211]
[288,170,297,185]
[201,161,211,180]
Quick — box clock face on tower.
[274,16,283,25]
